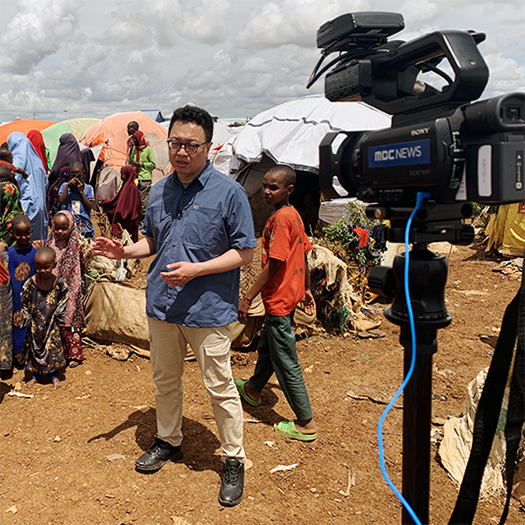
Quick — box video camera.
[309,12,525,209]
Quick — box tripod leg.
[401,328,436,525]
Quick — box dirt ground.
[0,237,523,525]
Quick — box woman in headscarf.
[127,129,155,228]
[27,130,50,174]
[80,148,95,183]
[101,165,142,242]
[6,132,49,240]
[48,133,81,186]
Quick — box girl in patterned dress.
[47,211,86,367]
[22,246,68,389]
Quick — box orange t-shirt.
[261,206,311,316]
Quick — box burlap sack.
[83,278,149,349]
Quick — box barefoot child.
[47,211,86,367]
[8,214,37,367]
[22,246,68,389]
[236,165,318,441]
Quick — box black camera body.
[311,12,525,207]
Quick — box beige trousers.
[147,317,245,461]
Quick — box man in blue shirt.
[92,106,256,507]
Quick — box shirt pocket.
[182,206,222,249]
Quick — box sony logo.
[410,128,430,136]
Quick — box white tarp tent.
[214,94,391,177]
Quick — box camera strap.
[449,265,524,525]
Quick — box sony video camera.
[309,12,524,208]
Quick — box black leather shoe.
[218,457,244,507]
[135,438,183,473]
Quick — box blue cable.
[377,191,431,525]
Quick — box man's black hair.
[169,105,214,143]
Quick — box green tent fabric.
[41,118,100,165]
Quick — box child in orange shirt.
[237,165,317,441]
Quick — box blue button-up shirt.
[142,161,256,327]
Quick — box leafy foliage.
[322,201,386,270]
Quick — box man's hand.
[91,237,125,260]
[300,290,316,316]
[161,261,203,287]
[238,296,253,323]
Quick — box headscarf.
[46,165,70,218]
[101,165,142,242]
[0,182,23,245]
[131,130,149,168]
[80,148,95,183]
[48,133,81,185]
[27,130,49,174]
[47,210,85,330]
[7,132,49,240]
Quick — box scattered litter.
[304,364,314,374]
[6,505,17,514]
[460,290,489,296]
[270,463,298,474]
[340,469,356,497]
[54,436,61,443]
[431,428,443,444]
[8,391,33,399]
[358,329,385,339]
[75,394,91,400]
[479,334,498,349]
[359,353,372,360]
[106,454,126,462]
[170,518,192,525]
[133,405,150,413]
[264,441,277,447]
[347,390,402,409]
[243,418,263,423]
[105,494,116,499]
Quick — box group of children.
[0,209,86,389]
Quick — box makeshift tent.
[140,110,165,123]
[486,203,525,257]
[213,95,391,232]
[80,111,170,202]
[41,118,100,165]
[0,120,56,145]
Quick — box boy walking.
[237,165,317,441]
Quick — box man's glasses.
[167,139,209,154]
